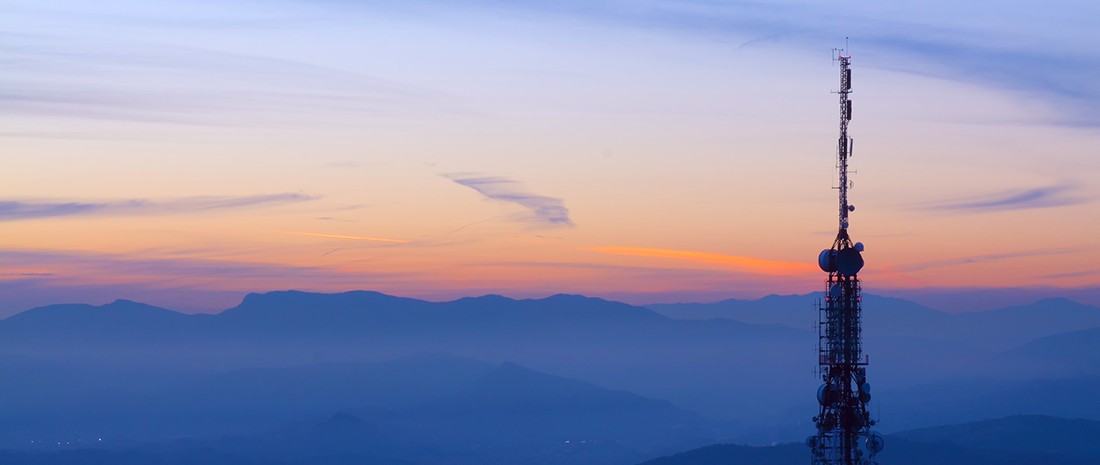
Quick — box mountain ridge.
[639,415,1100,465]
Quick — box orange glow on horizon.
[586,246,818,276]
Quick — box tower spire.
[808,46,883,465]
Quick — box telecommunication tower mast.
[807,47,884,465]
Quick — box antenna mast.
[808,44,884,465]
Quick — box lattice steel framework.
[808,49,884,465]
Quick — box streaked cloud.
[587,246,816,276]
[1039,269,1100,279]
[0,27,457,127]
[0,247,388,282]
[897,247,1081,272]
[0,193,316,222]
[285,231,408,243]
[446,0,1100,126]
[919,183,1086,212]
[443,174,573,228]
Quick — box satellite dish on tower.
[818,249,836,272]
[836,248,864,276]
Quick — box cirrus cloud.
[0,193,317,222]
[918,183,1087,212]
[443,173,574,228]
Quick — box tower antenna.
[807,44,884,465]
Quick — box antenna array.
[807,46,884,465]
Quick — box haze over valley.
[1,290,1098,464]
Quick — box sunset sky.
[2,0,1098,314]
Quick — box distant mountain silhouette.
[647,294,945,330]
[54,359,718,465]
[0,352,488,446]
[950,298,1100,349]
[990,327,1100,377]
[186,352,496,414]
[259,360,722,465]
[0,349,721,465]
[878,375,1100,431]
[649,295,1100,351]
[218,291,666,334]
[637,438,1099,465]
[2,299,194,339]
[4,289,1100,451]
[202,411,401,463]
[894,415,1100,459]
[416,361,691,416]
[10,415,1099,465]
[639,415,1100,465]
[639,442,809,465]
[395,361,709,445]
[0,449,337,465]
[0,290,810,419]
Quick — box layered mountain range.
[1,290,1097,464]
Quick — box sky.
[1,0,1098,314]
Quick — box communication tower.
[807,46,884,465]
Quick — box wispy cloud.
[0,28,458,127]
[443,174,573,228]
[1039,268,1100,279]
[0,248,391,283]
[919,183,1086,212]
[587,246,816,276]
[450,0,1100,126]
[284,231,408,243]
[897,247,1081,272]
[0,193,316,222]
[865,34,1100,126]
